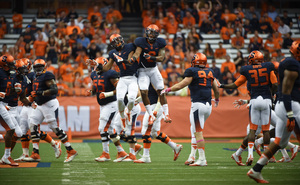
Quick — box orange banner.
[0,96,250,138]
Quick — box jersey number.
[198,71,213,86]
[94,79,105,92]
[249,68,269,87]
[147,51,156,62]
[5,81,12,95]
[33,82,39,91]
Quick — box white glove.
[233,99,248,108]
[211,98,219,107]
[14,83,22,92]
[0,92,5,99]
[113,53,123,63]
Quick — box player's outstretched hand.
[161,88,171,95]
[287,111,295,132]
[31,102,37,109]
[0,92,6,99]
[99,92,106,99]
[233,99,248,108]
[113,53,123,63]
[85,90,92,96]
[14,83,22,93]
[212,98,219,107]
[129,56,137,64]
[143,53,151,60]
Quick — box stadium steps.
[119,17,143,41]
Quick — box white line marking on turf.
[61,143,110,185]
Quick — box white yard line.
[62,143,110,185]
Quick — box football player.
[130,24,171,125]
[248,41,300,183]
[24,59,77,163]
[134,84,183,163]
[103,34,139,132]
[220,50,278,166]
[86,57,129,162]
[161,53,220,166]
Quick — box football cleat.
[254,143,262,156]
[247,168,269,184]
[134,144,143,155]
[148,115,155,126]
[246,155,253,166]
[291,145,299,160]
[231,153,245,166]
[268,156,276,163]
[173,144,183,161]
[185,155,195,165]
[64,149,78,163]
[23,152,41,162]
[53,141,62,159]
[164,115,172,123]
[123,153,136,162]
[1,156,19,166]
[189,159,207,166]
[133,156,151,163]
[14,154,29,162]
[277,157,291,163]
[113,151,128,162]
[95,152,111,162]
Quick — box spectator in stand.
[33,34,48,60]
[60,58,74,87]
[248,36,263,53]
[221,54,236,74]
[155,2,166,17]
[278,19,291,35]
[109,23,120,35]
[46,36,58,64]
[29,19,40,34]
[274,49,285,62]
[24,43,34,59]
[0,44,9,56]
[272,16,281,32]
[36,7,46,18]
[83,27,93,41]
[191,2,199,24]
[186,44,197,68]
[88,5,102,23]
[243,19,252,34]
[191,27,203,43]
[168,2,177,15]
[200,18,213,34]
[73,62,84,78]
[263,49,271,62]
[282,32,293,49]
[75,49,88,69]
[59,46,71,63]
[43,22,53,38]
[57,77,70,96]
[142,10,152,29]
[88,42,101,59]
[267,5,278,21]
[46,7,56,18]
[66,19,81,35]
[259,15,273,34]
[46,60,57,78]
[91,34,106,52]
[203,43,214,59]
[55,11,69,26]
[0,16,11,34]
[71,42,86,59]
[223,78,238,96]
[214,42,226,59]
[245,6,260,20]
[77,32,90,49]
[67,6,79,19]
[157,63,168,86]
[220,67,233,84]
[174,7,184,24]
[156,12,166,32]
[172,45,185,68]
[273,31,283,47]
[221,8,236,24]
[210,59,221,80]
[55,22,67,39]
[210,0,223,24]
[12,9,23,34]
[233,50,245,68]
[281,10,293,28]
[212,22,221,34]
[220,22,233,44]
[260,13,273,25]
[21,26,35,44]
[231,31,244,49]
[264,34,280,54]
[34,28,48,42]
[236,23,246,38]
[106,6,123,25]
[67,16,84,30]
[250,13,260,32]
[168,64,182,87]
[182,11,195,29]
[165,15,178,34]
[197,0,212,28]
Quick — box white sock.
[287,142,295,148]
[116,145,124,152]
[118,100,126,118]
[281,149,290,159]
[198,148,205,160]
[263,145,269,151]
[50,139,55,146]
[143,148,150,157]
[256,137,264,145]
[0,134,3,140]
[33,143,39,150]
[102,141,109,153]
[4,148,11,158]
[257,154,269,165]
[162,104,169,115]
[23,148,29,156]
[270,138,275,143]
[167,141,176,150]
[248,142,254,158]
[63,142,71,147]
[145,104,153,116]
[130,147,135,155]
[236,147,244,156]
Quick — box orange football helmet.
[290,41,300,61]
[15,59,27,75]
[0,54,15,71]
[110,34,124,51]
[21,58,32,72]
[33,59,46,75]
[94,57,108,74]
[191,53,207,67]
[248,50,264,65]
[146,24,159,42]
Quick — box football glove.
[85,90,92,96]
[31,102,37,109]
[286,111,295,132]
[99,91,114,99]
[161,88,171,95]
[143,53,155,61]
[113,53,123,63]
[27,95,34,103]
[129,56,137,64]
[233,99,248,108]
[14,83,22,93]
[0,92,6,99]
[212,98,219,107]
[5,105,11,111]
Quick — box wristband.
[287,111,294,118]
[103,91,114,98]
[282,94,292,112]
[150,56,156,61]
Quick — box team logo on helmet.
[110,34,125,51]
[33,59,46,75]
[191,53,207,67]
[146,24,159,42]
[248,50,264,65]
[290,41,300,61]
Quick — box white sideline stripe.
[61,143,110,185]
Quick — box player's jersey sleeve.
[108,50,115,61]
[134,37,144,48]
[183,68,194,78]
[284,58,300,72]
[107,70,119,79]
[128,43,136,51]
[240,66,247,77]
[90,71,96,80]
[156,38,167,48]
[44,71,55,81]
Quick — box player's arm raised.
[161,77,193,94]
[130,47,142,63]
[103,58,114,72]
[220,75,247,89]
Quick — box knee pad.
[40,131,48,140]
[55,127,67,140]
[142,135,152,143]
[119,132,128,142]
[110,133,120,143]
[21,134,30,142]
[30,125,40,141]
[127,135,137,144]
[14,125,23,138]
[100,132,110,142]
[156,132,168,142]
[48,120,58,131]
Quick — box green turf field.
[0,141,299,185]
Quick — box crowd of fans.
[0,1,299,97]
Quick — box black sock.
[33,148,39,154]
[66,146,73,151]
[253,163,264,172]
